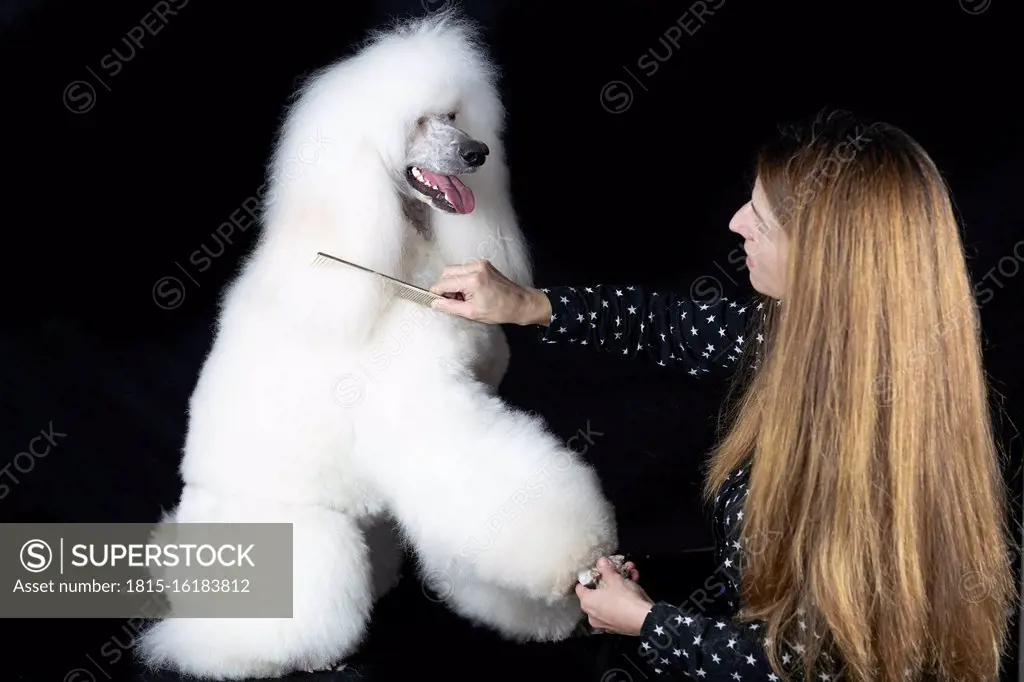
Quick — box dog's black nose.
[461,141,489,167]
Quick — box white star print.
[537,287,791,679]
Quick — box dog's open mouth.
[406,166,476,214]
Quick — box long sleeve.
[535,284,763,376]
[635,461,784,680]
[633,461,839,681]
[636,602,785,680]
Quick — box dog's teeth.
[411,167,423,180]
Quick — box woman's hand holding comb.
[429,260,551,326]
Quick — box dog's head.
[265,10,508,235]
[338,9,505,218]
[402,110,489,215]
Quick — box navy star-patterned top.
[536,285,824,681]
[536,284,764,373]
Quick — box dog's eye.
[446,111,457,121]
[416,116,427,126]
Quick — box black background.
[1,0,1021,680]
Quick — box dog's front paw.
[576,554,628,588]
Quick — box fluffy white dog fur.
[135,10,618,680]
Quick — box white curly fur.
[134,10,618,679]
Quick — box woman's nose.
[729,214,754,240]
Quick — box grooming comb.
[311,251,443,308]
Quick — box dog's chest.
[395,201,509,377]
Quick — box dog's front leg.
[353,372,618,603]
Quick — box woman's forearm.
[520,287,553,326]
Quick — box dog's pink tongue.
[421,170,475,214]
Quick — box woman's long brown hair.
[703,110,1018,681]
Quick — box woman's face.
[729,176,789,299]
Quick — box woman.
[428,111,1018,682]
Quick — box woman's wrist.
[519,287,552,327]
[633,600,656,634]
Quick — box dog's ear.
[257,131,411,346]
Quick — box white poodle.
[135,10,618,680]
